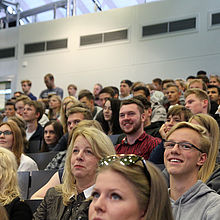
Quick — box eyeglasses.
[0,130,12,136]
[164,140,204,153]
[99,154,151,185]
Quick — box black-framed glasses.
[0,130,12,136]
[164,140,204,153]
[99,154,151,185]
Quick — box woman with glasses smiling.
[89,154,173,220]
[0,121,38,172]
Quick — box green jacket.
[33,187,90,220]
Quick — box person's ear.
[197,153,207,166]
[202,99,209,109]
[35,112,40,120]
[141,112,146,123]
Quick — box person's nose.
[0,132,5,138]
[167,118,174,127]
[93,194,106,213]
[76,150,84,160]
[45,132,50,138]
[170,143,181,154]
[185,102,190,109]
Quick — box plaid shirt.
[115,132,161,160]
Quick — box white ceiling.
[0,0,160,25]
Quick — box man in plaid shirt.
[115,98,161,160]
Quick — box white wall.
[0,0,220,98]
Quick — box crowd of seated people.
[0,71,219,219]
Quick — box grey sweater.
[170,180,220,220]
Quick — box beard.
[121,117,142,135]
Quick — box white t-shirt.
[18,154,39,172]
[26,130,36,141]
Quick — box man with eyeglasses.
[164,122,220,220]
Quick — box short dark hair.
[162,79,175,87]
[120,80,133,87]
[120,98,144,114]
[186,75,196,81]
[78,90,94,101]
[197,70,207,76]
[133,86,150,97]
[5,101,15,109]
[134,96,151,109]
[207,85,220,95]
[44,73,54,80]
[25,100,44,121]
[111,86,119,96]
[99,87,115,98]
[153,78,162,85]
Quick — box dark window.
[212,13,220,25]
[46,39,68,50]
[104,29,128,42]
[24,42,45,54]
[142,23,168,37]
[169,18,196,32]
[80,34,102,46]
[0,47,15,59]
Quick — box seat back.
[24,199,43,214]
[109,134,121,145]
[17,171,30,200]
[28,140,42,153]
[27,151,59,170]
[28,170,57,198]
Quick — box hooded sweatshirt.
[170,180,220,220]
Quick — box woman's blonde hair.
[60,96,79,133]
[0,148,20,206]
[189,114,219,182]
[98,159,173,220]
[57,125,115,205]
[0,121,23,166]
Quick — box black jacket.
[4,197,32,220]
[26,124,43,153]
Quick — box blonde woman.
[89,155,173,220]
[33,126,115,219]
[0,148,32,219]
